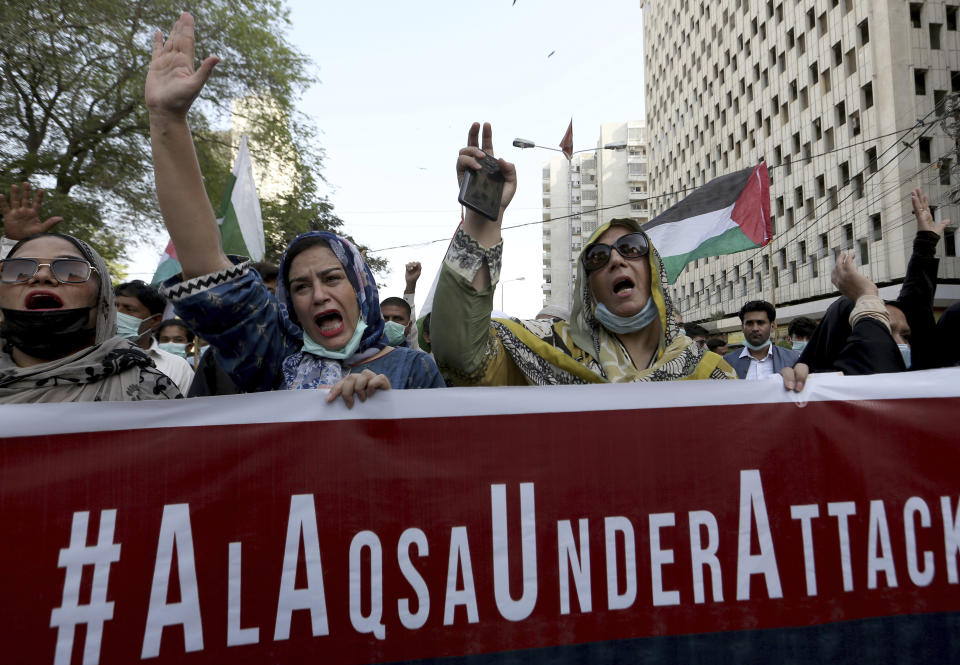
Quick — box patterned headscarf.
[275,230,387,352]
[566,218,712,381]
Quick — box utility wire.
[368,119,942,254]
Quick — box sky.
[129,0,646,318]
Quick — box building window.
[836,100,846,125]
[945,228,957,257]
[862,82,874,109]
[915,69,927,95]
[845,48,857,76]
[866,146,878,173]
[857,240,869,265]
[870,214,883,242]
[832,42,843,67]
[858,19,870,44]
[948,6,958,31]
[843,224,854,250]
[940,158,952,185]
[919,137,932,163]
[910,3,923,29]
[931,23,942,49]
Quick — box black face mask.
[1,307,97,360]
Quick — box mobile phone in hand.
[458,152,505,221]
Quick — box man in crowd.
[786,316,817,353]
[683,323,709,349]
[251,260,279,295]
[706,337,729,355]
[723,300,799,379]
[115,280,194,394]
[380,261,423,350]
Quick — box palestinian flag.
[644,162,771,284]
[150,134,265,285]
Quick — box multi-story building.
[644,0,960,333]
[230,96,297,201]
[542,121,649,309]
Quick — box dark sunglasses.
[581,232,650,273]
[0,257,98,284]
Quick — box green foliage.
[0,0,364,273]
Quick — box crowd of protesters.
[0,12,957,406]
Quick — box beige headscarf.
[562,218,729,381]
[0,233,181,403]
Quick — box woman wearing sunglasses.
[0,197,182,402]
[430,123,736,385]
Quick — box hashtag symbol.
[49,510,122,665]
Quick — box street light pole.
[514,138,627,310]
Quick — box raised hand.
[831,251,878,301]
[405,261,422,291]
[911,188,949,237]
[0,182,64,240]
[456,122,518,223]
[145,12,219,119]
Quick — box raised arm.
[432,123,522,384]
[454,122,517,290]
[145,12,229,279]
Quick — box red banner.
[2,370,960,664]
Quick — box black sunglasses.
[0,257,98,284]
[581,232,650,273]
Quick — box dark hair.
[156,319,195,343]
[739,300,776,323]
[251,260,280,282]
[788,316,817,338]
[281,236,331,292]
[114,280,166,316]
[683,323,709,338]
[380,296,411,317]
[706,337,727,352]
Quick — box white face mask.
[116,311,146,339]
[897,343,912,369]
[158,342,188,358]
[792,341,807,352]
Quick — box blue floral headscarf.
[275,231,387,389]
[275,231,387,351]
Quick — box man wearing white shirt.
[723,300,799,380]
[115,281,194,394]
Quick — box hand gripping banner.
[1,369,960,664]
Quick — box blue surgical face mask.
[744,337,772,351]
[383,321,406,346]
[791,341,807,352]
[897,343,911,369]
[302,317,367,360]
[116,311,146,340]
[158,342,188,358]
[594,296,658,334]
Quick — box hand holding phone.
[458,151,505,221]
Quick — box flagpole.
[767,240,776,309]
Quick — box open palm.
[145,12,219,118]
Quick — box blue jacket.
[723,344,800,379]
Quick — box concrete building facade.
[541,121,649,309]
[643,0,960,331]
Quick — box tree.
[0,0,341,267]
